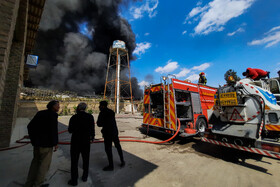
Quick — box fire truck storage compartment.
[175,90,193,121]
[150,91,164,118]
[175,90,203,130]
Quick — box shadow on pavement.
[126,126,272,175]
[192,140,272,175]
[58,123,158,187]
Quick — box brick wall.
[0,0,20,109]
[0,0,28,147]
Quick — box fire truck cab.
[142,77,217,137]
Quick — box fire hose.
[0,120,181,151]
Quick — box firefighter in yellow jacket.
[198,72,207,85]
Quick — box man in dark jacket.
[242,68,270,80]
[97,101,125,171]
[24,100,60,187]
[68,103,95,186]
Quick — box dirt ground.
[57,114,280,187]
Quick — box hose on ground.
[0,119,181,150]
[59,119,181,144]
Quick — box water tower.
[103,40,133,114]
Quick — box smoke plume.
[28,0,142,98]
[144,74,154,84]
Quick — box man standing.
[97,101,125,171]
[24,100,60,187]
[68,103,95,186]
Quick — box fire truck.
[202,78,280,159]
[142,76,217,137]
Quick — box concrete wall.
[17,100,139,118]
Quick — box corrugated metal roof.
[24,0,46,80]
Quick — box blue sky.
[117,0,280,88]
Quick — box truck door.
[191,92,202,115]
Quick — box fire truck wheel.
[196,118,207,136]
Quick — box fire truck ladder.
[161,76,171,129]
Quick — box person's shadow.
[58,123,158,187]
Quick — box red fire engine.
[142,77,217,137]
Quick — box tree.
[224,69,241,84]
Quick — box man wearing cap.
[25,100,60,187]
[198,72,207,85]
[242,68,270,80]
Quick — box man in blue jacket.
[25,100,60,187]
[97,101,125,171]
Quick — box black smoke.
[28,0,143,98]
[144,74,154,84]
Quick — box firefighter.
[198,72,207,85]
[242,68,270,80]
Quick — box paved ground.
[1,114,280,187]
